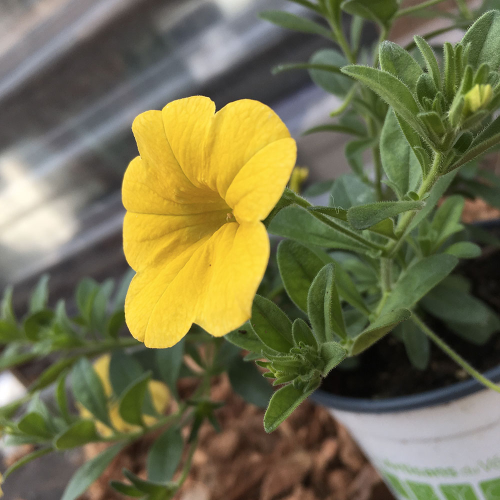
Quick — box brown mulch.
[82,375,392,500]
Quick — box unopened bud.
[289,166,309,193]
[464,84,493,114]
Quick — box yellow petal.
[92,355,112,397]
[162,96,216,189]
[149,380,170,413]
[126,222,268,348]
[207,99,291,198]
[123,209,227,272]
[196,221,269,336]
[225,138,296,223]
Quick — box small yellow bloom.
[0,472,3,498]
[289,166,309,193]
[80,355,170,436]
[122,97,296,348]
[464,84,493,114]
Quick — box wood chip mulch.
[83,375,393,500]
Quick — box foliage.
[3,1,500,498]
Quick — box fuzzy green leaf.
[259,10,333,39]
[341,0,398,28]
[309,49,353,97]
[147,427,184,483]
[379,41,422,92]
[347,201,424,230]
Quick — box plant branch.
[412,313,500,394]
[396,0,448,18]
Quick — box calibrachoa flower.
[123,96,296,348]
[79,355,170,435]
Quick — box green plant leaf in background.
[341,0,398,29]
[71,357,112,428]
[277,240,324,313]
[309,49,353,97]
[259,10,334,40]
[155,338,185,401]
[29,274,50,314]
[54,420,99,450]
[147,426,184,483]
[228,355,274,408]
[397,320,430,370]
[330,173,376,209]
[320,341,347,376]
[250,295,293,353]
[225,321,268,354]
[118,372,152,427]
[382,254,459,314]
[61,442,125,500]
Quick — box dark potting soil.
[322,245,500,399]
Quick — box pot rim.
[312,364,500,413]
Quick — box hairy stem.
[412,313,500,394]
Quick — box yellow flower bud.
[464,84,493,113]
[0,472,3,498]
[288,166,309,193]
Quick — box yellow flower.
[0,472,3,498]
[79,355,170,436]
[464,83,493,114]
[122,97,296,348]
[289,166,309,193]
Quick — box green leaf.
[341,0,398,28]
[110,482,144,498]
[309,49,353,97]
[330,173,375,209]
[23,310,54,341]
[54,420,99,449]
[429,195,465,250]
[250,295,293,353]
[147,427,183,483]
[277,240,325,313]
[379,41,423,92]
[453,114,500,170]
[17,412,53,439]
[155,339,185,401]
[1,285,16,324]
[107,310,125,338]
[3,447,52,480]
[264,381,320,433]
[302,123,366,137]
[61,442,125,500]
[113,268,134,311]
[320,341,347,376]
[444,241,482,259]
[351,309,411,355]
[228,356,273,408]
[380,110,422,199]
[56,371,72,424]
[417,36,442,89]
[118,372,152,427]
[225,322,268,354]
[269,205,371,253]
[341,66,425,138]
[29,274,50,314]
[347,200,424,230]
[307,263,347,343]
[399,320,430,370]
[421,280,497,328]
[29,356,77,392]
[382,255,459,314]
[122,469,169,495]
[109,350,145,398]
[90,279,114,332]
[461,10,500,70]
[0,320,19,343]
[72,357,111,427]
[76,278,99,324]
[345,138,375,178]
[292,318,317,348]
[259,10,333,40]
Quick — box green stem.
[455,0,473,19]
[380,258,392,293]
[372,144,384,201]
[412,314,500,394]
[386,152,443,257]
[176,437,199,488]
[396,0,448,18]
